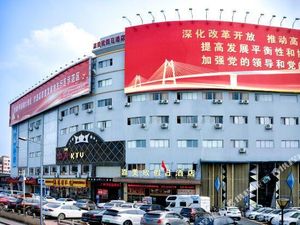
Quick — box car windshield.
[77,199,87,203]
[57,198,66,201]
[47,203,61,208]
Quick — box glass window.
[98,78,112,88]
[177,140,198,148]
[210,116,223,124]
[202,140,223,148]
[82,122,93,130]
[98,98,112,107]
[256,140,274,148]
[230,116,248,124]
[256,116,273,125]
[255,93,273,102]
[69,125,78,133]
[82,165,89,174]
[97,120,112,129]
[127,94,146,103]
[203,91,223,100]
[127,140,146,148]
[70,106,79,115]
[281,117,299,125]
[150,116,169,124]
[82,102,94,110]
[281,140,299,148]
[177,116,198,124]
[98,59,113,68]
[177,92,198,100]
[231,92,249,100]
[150,139,170,148]
[231,140,248,148]
[127,117,146,125]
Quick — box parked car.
[43,196,56,203]
[55,198,76,205]
[139,204,165,212]
[256,208,277,222]
[180,207,207,222]
[75,199,96,210]
[271,211,300,225]
[141,210,189,225]
[248,207,272,219]
[219,207,241,221]
[7,197,23,211]
[42,203,87,220]
[102,207,145,225]
[15,198,46,214]
[81,209,106,224]
[0,196,17,210]
[264,209,282,223]
[101,201,126,209]
[120,203,139,208]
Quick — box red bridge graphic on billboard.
[125,21,300,93]
[126,59,300,93]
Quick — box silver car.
[141,210,189,225]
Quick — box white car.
[271,211,300,225]
[42,203,87,220]
[255,208,275,221]
[43,196,56,203]
[248,207,272,219]
[264,209,282,222]
[219,207,242,221]
[282,212,300,225]
[54,198,76,205]
[102,207,145,225]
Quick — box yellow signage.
[45,179,88,188]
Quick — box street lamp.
[19,137,44,225]
[277,198,289,225]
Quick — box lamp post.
[277,198,289,225]
[19,137,43,225]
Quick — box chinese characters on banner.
[121,169,196,178]
[182,28,299,70]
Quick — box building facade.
[0,156,11,174]
[9,21,300,208]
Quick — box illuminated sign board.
[9,58,91,126]
[125,21,300,93]
[93,32,125,49]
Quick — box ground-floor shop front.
[45,178,90,199]
[114,177,201,206]
[200,162,300,209]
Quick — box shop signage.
[9,58,91,126]
[125,21,300,94]
[121,169,196,178]
[93,32,125,49]
[45,179,87,188]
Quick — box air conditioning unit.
[214,123,223,129]
[192,123,198,128]
[107,105,113,110]
[100,127,105,132]
[87,108,93,113]
[239,148,246,154]
[213,99,223,104]
[174,99,180,104]
[239,99,249,104]
[29,127,33,131]
[141,123,146,128]
[124,102,130,107]
[265,124,273,130]
[59,116,63,121]
[34,125,39,129]
[159,99,169,104]
[74,111,79,116]
[161,123,169,129]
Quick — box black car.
[139,204,165,212]
[180,207,207,222]
[81,209,106,224]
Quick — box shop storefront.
[45,178,89,199]
[88,178,122,202]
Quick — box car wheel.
[58,213,66,220]
[123,220,132,225]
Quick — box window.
[98,58,113,68]
[210,116,223,124]
[203,91,223,100]
[177,92,198,100]
[150,163,170,171]
[98,98,112,107]
[281,117,299,125]
[150,139,170,148]
[61,109,69,117]
[231,92,249,100]
[127,94,146,103]
[35,151,41,157]
[82,165,90,174]
[35,120,41,128]
[98,78,112,88]
[256,116,273,125]
[177,140,198,148]
[127,116,146,125]
[29,152,34,158]
[151,92,168,101]
[230,116,248,124]
[127,140,146,148]
[82,122,93,130]
[35,168,40,175]
[281,140,299,148]
[51,166,57,175]
[69,125,78,133]
[256,140,274,148]
[29,168,34,175]
[202,140,223,148]
[29,122,34,130]
[280,94,298,103]
[60,128,68,135]
[82,102,94,110]
[150,116,169,124]
[97,120,112,129]
[70,105,79,115]
[128,164,145,170]
[177,164,193,170]
[70,165,78,174]
[255,93,273,102]
[231,139,248,148]
[60,166,68,175]
[177,116,198,124]
[44,167,49,175]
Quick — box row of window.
[127,163,195,171]
[27,165,90,176]
[127,92,299,102]
[127,139,300,149]
[60,120,112,135]
[127,115,299,125]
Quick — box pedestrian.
[96,194,100,204]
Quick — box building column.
[123,183,128,201]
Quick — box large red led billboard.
[9,58,91,126]
[125,21,300,93]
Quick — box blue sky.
[0,0,299,157]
